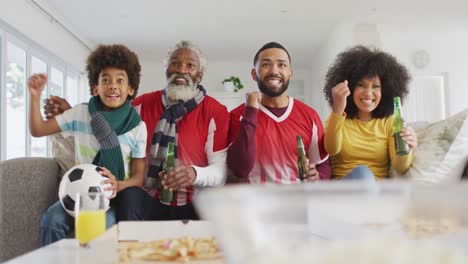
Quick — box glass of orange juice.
[75,192,106,247]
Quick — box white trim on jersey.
[134,104,141,115]
[259,97,294,122]
[193,118,227,187]
[308,122,329,165]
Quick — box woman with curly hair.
[323,45,417,180]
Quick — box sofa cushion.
[0,158,60,262]
[400,108,468,183]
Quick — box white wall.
[309,23,355,120]
[139,59,313,111]
[139,59,256,110]
[3,2,466,118]
[140,59,261,95]
[0,0,89,71]
[139,60,165,93]
[378,22,468,116]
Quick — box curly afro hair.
[86,44,141,100]
[323,45,411,119]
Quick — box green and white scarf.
[88,96,141,180]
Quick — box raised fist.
[28,73,48,97]
[245,91,262,109]
[332,80,351,115]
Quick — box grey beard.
[166,74,198,102]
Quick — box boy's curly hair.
[323,45,411,119]
[86,44,141,100]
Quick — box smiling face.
[352,76,382,121]
[165,48,203,101]
[92,67,134,111]
[252,48,292,98]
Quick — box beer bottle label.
[161,142,175,203]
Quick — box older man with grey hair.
[44,40,230,221]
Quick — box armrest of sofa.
[0,157,60,262]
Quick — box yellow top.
[324,112,413,179]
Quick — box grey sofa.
[0,158,60,262]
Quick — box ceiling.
[35,0,468,68]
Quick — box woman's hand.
[331,80,350,116]
[401,126,418,149]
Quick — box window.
[66,75,79,107]
[0,21,87,161]
[50,66,64,97]
[30,55,48,157]
[6,41,27,159]
[0,32,3,160]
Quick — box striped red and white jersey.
[132,90,229,206]
[229,97,328,184]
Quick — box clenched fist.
[245,91,262,109]
[28,73,48,97]
[332,80,351,116]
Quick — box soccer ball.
[58,164,113,217]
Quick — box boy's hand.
[332,80,350,116]
[160,165,196,191]
[43,95,71,119]
[99,167,118,199]
[28,74,48,97]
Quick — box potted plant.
[222,76,244,92]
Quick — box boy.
[28,44,147,246]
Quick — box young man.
[29,44,147,246]
[227,42,330,183]
[43,40,229,221]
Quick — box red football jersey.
[133,91,230,205]
[229,97,328,183]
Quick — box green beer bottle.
[297,135,309,181]
[393,97,410,155]
[161,142,175,203]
